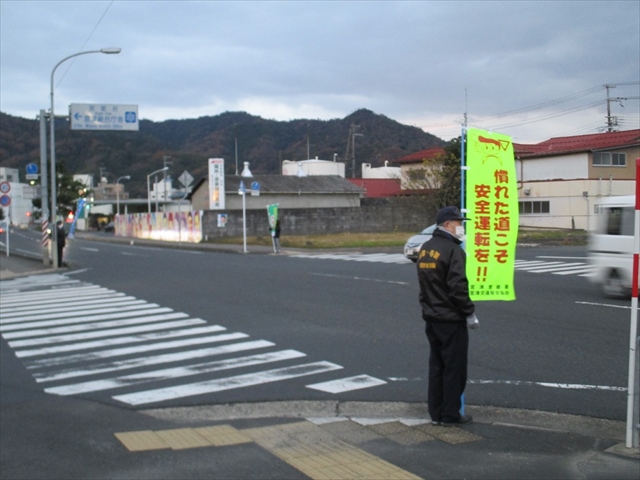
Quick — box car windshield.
[420,224,437,235]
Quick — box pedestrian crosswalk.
[513,259,596,277]
[0,274,386,407]
[291,253,597,277]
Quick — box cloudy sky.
[1,0,638,143]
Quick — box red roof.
[514,129,640,158]
[393,147,445,165]
[346,178,402,198]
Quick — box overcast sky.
[1,0,638,144]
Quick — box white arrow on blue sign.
[26,163,38,174]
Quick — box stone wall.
[201,198,436,239]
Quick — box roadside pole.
[39,110,50,265]
[626,157,640,449]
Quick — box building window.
[519,200,550,214]
[593,152,626,167]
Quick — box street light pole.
[116,175,130,216]
[147,167,169,214]
[49,47,121,268]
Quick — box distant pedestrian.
[271,219,281,253]
[417,206,479,427]
[56,220,66,267]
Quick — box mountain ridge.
[0,108,445,197]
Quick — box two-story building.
[392,130,639,231]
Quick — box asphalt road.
[1,229,633,420]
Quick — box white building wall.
[518,179,635,231]
[362,162,401,179]
[282,159,345,177]
[3,182,37,227]
[516,153,588,181]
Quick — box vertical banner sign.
[465,128,518,301]
[208,158,225,210]
[267,204,279,229]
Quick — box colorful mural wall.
[114,211,203,243]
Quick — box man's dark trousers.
[425,321,469,422]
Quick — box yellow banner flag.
[465,128,518,301]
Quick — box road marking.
[27,332,254,374]
[0,293,131,315]
[45,350,307,396]
[292,253,411,264]
[31,338,270,383]
[310,272,409,286]
[112,361,343,406]
[2,312,190,340]
[81,247,100,252]
[1,299,149,322]
[0,307,176,333]
[575,301,634,310]
[307,375,387,393]
[10,320,213,354]
[469,379,626,391]
[0,274,387,405]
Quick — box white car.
[403,224,437,262]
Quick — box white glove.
[467,313,479,329]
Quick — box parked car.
[103,221,115,233]
[403,224,437,262]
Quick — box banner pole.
[625,158,640,448]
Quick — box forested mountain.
[0,109,444,198]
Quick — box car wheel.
[602,270,629,298]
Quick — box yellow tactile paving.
[193,425,253,446]
[243,421,422,480]
[154,428,212,450]
[114,430,171,452]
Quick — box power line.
[56,1,115,88]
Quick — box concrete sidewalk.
[1,243,638,479]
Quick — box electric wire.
[55,1,115,89]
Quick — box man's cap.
[436,206,470,224]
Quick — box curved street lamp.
[116,175,131,216]
[147,167,169,213]
[49,47,121,267]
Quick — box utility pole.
[604,84,617,132]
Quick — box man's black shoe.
[441,414,472,427]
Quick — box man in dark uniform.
[417,206,479,426]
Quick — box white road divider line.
[0,293,130,315]
[307,375,387,393]
[10,320,213,353]
[26,331,250,371]
[575,301,633,310]
[1,299,148,322]
[32,339,274,383]
[0,307,173,333]
[112,361,343,406]
[469,379,626,392]
[0,286,108,305]
[2,312,189,340]
[45,350,306,396]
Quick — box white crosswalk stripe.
[291,253,411,264]
[0,274,386,406]
[514,259,596,277]
[290,253,594,277]
[291,253,597,277]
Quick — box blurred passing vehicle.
[403,224,436,262]
[587,195,636,298]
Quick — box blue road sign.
[26,163,38,174]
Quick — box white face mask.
[455,225,466,241]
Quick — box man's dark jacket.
[417,228,475,323]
